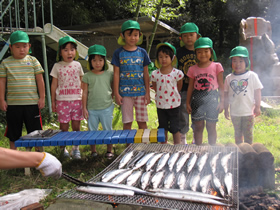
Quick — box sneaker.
[105,152,114,159]
[72,150,81,159]
[63,149,71,159]
[91,152,98,157]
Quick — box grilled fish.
[224,172,233,195]
[187,153,198,173]
[164,172,175,189]
[140,170,152,190]
[101,169,128,182]
[200,174,212,194]
[133,152,155,170]
[126,170,142,186]
[210,152,221,174]
[197,152,209,172]
[111,169,134,184]
[190,172,200,191]
[119,150,134,169]
[221,152,233,173]
[146,152,164,171]
[177,172,187,190]
[151,170,165,189]
[213,174,225,197]
[176,152,191,173]
[156,152,170,172]
[126,151,145,169]
[168,151,181,172]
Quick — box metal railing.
[0,0,54,113]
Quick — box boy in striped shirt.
[0,31,45,150]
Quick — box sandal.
[105,152,114,159]
[91,152,98,157]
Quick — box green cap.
[10,31,29,45]
[155,42,178,69]
[180,22,200,35]
[121,20,140,33]
[194,37,217,61]
[87,45,108,70]
[56,36,79,61]
[230,46,251,70]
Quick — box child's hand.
[0,100,7,111]
[38,98,45,109]
[217,102,224,113]
[115,94,123,105]
[254,106,261,117]
[51,102,56,113]
[145,93,150,105]
[83,109,89,120]
[224,109,230,120]
[186,104,192,114]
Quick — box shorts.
[157,107,179,134]
[88,104,114,131]
[5,105,42,142]
[121,96,148,124]
[231,115,254,144]
[191,89,219,122]
[56,100,83,123]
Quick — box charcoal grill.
[58,144,239,209]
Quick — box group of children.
[0,20,263,160]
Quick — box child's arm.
[113,65,122,105]
[224,91,230,120]
[186,78,194,114]
[81,81,89,120]
[254,88,261,117]
[143,65,150,105]
[51,77,58,112]
[152,81,157,92]
[35,74,45,110]
[177,78,183,92]
[0,77,7,111]
[217,72,224,113]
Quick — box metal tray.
[20,129,61,140]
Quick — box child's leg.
[193,120,204,145]
[231,116,243,144]
[162,130,168,144]
[100,104,114,154]
[173,132,181,145]
[137,121,147,129]
[123,122,132,130]
[9,141,16,150]
[206,121,217,145]
[242,116,254,144]
[71,120,81,151]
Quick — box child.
[0,31,45,150]
[186,37,224,145]
[151,43,184,144]
[50,36,84,159]
[224,46,263,144]
[176,22,201,144]
[111,20,151,132]
[82,45,114,158]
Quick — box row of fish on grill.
[101,150,234,198]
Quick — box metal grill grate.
[58,144,239,209]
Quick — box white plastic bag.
[0,189,52,210]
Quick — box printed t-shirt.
[50,61,84,101]
[111,47,151,97]
[82,70,113,110]
[176,47,196,91]
[187,62,224,91]
[151,68,184,109]
[0,55,44,105]
[224,70,263,116]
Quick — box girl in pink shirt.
[186,37,224,145]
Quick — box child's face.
[123,29,140,47]
[232,56,246,74]
[181,32,197,48]
[60,43,76,62]
[158,51,172,68]
[91,55,104,71]
[10,42,30,59]
[196,48,212,63]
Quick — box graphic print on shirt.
[230,78,248,96]
[178,54,196,84]
[194,73,215,90]
[58,64,81,96]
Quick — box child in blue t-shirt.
[111,20,151,131]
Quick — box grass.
[0,99,280,208]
